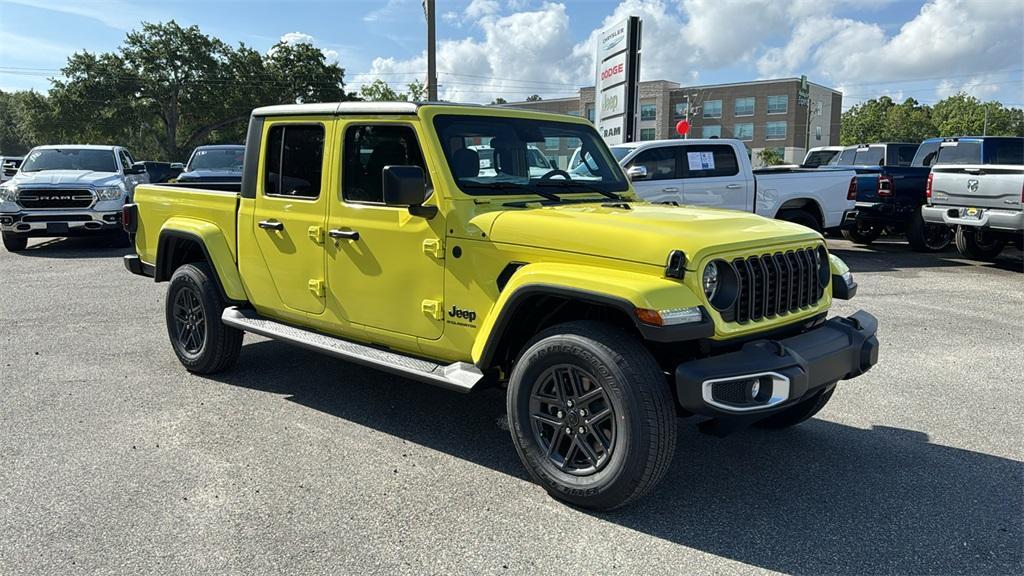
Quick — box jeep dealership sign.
[595,16,641,145]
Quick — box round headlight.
[702,261,719,299]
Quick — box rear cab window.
[263,124,326,199]
[853,146,884,166]
[934,140,982,165]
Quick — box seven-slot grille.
[17,188,95,209]
[728,247,824,324]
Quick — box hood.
[12,170,121,187]
[484,202,821,268]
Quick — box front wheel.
[507,321,677,511]
[165,262,242,374]
[954,226,1004,261]
[2,232,27,252]
[907,211,952,252]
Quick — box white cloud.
[757,0,1024,97]
[275,32,340,64]
[363,0,410,22]
[465,0,501,20]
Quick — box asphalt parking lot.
[1,235,1021,576]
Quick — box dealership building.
[498,77,842,167]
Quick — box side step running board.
[221,307,483,393]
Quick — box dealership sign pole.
[595,16,641,145]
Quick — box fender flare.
[155,222,247,303]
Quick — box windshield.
[803,150,838,167]
[433,114,628,198]
[609,147,633,162]
[187,147,245,171]
[20,148,117,173]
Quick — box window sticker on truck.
[687,151,715,171]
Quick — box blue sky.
[1,0,1021,108]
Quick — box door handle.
[258,220,284,231]
[726,184,742,189]
[662,187,679,193]
[328,229,360,241]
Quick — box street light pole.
[424,0,438,101]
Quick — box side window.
[263,124,325,199]
[893,145,917,167]
[988,139,1023,164]
[681,145,739,178]
[119,150,133,171]
[912,141,940,167]
[628,147,676,181]
[343,124,425,203]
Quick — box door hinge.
[421,299,443,320]
[308,279,325,298]
[422,238,444,259]
[308,226,324,245]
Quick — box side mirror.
[626,165,648,181]
[382,165,436,218]
[170,162,184,170]
[125,162,147,175]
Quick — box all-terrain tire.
[778,209,822,233]
[165,262,242,374]
[954,226,1004,261]
[907,210,952,252]
[755,386,836,429]
[507,321,676,511]
[2,232,27,252]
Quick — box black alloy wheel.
[529,364,617,476]
[172,285,206,356]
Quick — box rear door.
[252,119,332,314]
[624,146,682,203]
[680,143,751,209]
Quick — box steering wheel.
[540,169,572,180]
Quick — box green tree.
[406,80,427,101]
[931,92,1024,137]
[757,148,784,166]
[490,97,507,105]
[359,78,428,102]
[841,92,1023,144]
[525,94,542,102]
[40,20,351,160]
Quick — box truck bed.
[133,183,240,266]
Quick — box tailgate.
[930,165,1023,210]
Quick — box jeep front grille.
[729,248,824,324]
[17,188,95,209]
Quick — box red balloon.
[675,120,690,135]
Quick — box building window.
[702,125,721,138]
[815,100,823,117]
[734,97,754,116]
[639,128,657,141]
[766,121,787,140]
[585,106,595,122]
[640,103,657,121]
[733,123,753,141]
[544,137,560,149]
[703,100,722,118]
[673,102,688,118]
[815,126,822,141]
[767,95,788,114]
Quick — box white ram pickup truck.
[579,139,857,232]
[0,145,148,252]
[922,164,1023,260]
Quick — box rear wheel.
[841,220,882,244]
[907,211,952,252]
[954,226,1004,261]
[165,262,242,374]
[2,232,27,252]
[507,321,676,511]
[755,386,836,429]
[778,208,821,233]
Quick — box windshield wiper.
[535,179,624,200]
[460,181,561,202]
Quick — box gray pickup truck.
[0,145,148,252]
[922,164,1024,260]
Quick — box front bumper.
[676,311,878,418]
[0,210,122,237]
[921,205,1024,232]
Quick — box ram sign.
[595,16,641,145]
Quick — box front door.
[625,146,683,204]
[326,121,445,340]
[252,120,331,315]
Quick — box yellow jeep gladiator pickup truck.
[123,102,878,510]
